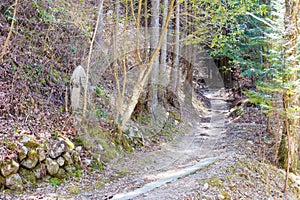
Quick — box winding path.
[78,89,228,200]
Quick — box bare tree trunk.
[113,1,121,124]
[183,2,194,105]
[159,0,169,101]
[82,0,104,118]
[149,0,160,114]
[0,0,18,62]
[169,0,180,94]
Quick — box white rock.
[217,194,225,200]
[202,183,209,191]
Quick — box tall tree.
[278,0,299,179]
[169,0,180,94]
[159,0,169,101]
[149,0,160,114]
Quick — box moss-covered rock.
[37,148,46,162]
[62,152,73,165]
[18,146,28,162]
[21,149,39,169]
[19,167,37,187]
[55,168,66,179]
[33,164,47,179]
[5,173,24,191]
[56,157,65,167]
[45,158,59,176]
[49,140,69,159]
[21,135,41,148]
[0,159,20,177]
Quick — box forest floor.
[2,89,300,200]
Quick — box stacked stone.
[0,135,81,191]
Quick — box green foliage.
[49,177,62,187]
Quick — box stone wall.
[0,135,81,191]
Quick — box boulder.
[1,159,19,177]
[64,165,76,173]
[72,151,81,165]
[56,157,65,167]
[62,152,73,165]
[45,158,59,176]
[21,149,39,169]
[19,168,36,186]
[18,146,28,162]
[37,148,46,162]
[55,168,66,179]
[33,164,47,179]
[21,135,40,148]
[5,173,24,191]
[58,135,75,150]
[49,140,69,159]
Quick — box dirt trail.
[77,89,230,200]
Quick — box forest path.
[77,89,230,200]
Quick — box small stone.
[202,183,209,191]
[72,151,81,165]
[5,173,24,191]
[45,158,59,176]
[217,194,225,200]
[55,168,66,179]
[49,140,69,159]
[64,165,76,173]
[21,149,39,169]
[62,152,73,165]
[58,136,75,150]
[75,146,82,152]
[56,157,65,167]
[33,164,47,179]
[37,148,46,162]
[18,146,28,162]
[1,159,20,177]
[22,135,40,148]
[83,158,92,166]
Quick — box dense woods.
[0,0,300,198]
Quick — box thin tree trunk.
[159,0,169,101]
[0,0,18,62]
[113,1,121,124]
[82,0,104,118]
[169,0,180,94]
[149,0,160,114]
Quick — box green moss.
[19,168,37,188]
[49,177,62,187]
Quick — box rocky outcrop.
[0,136,81,191]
